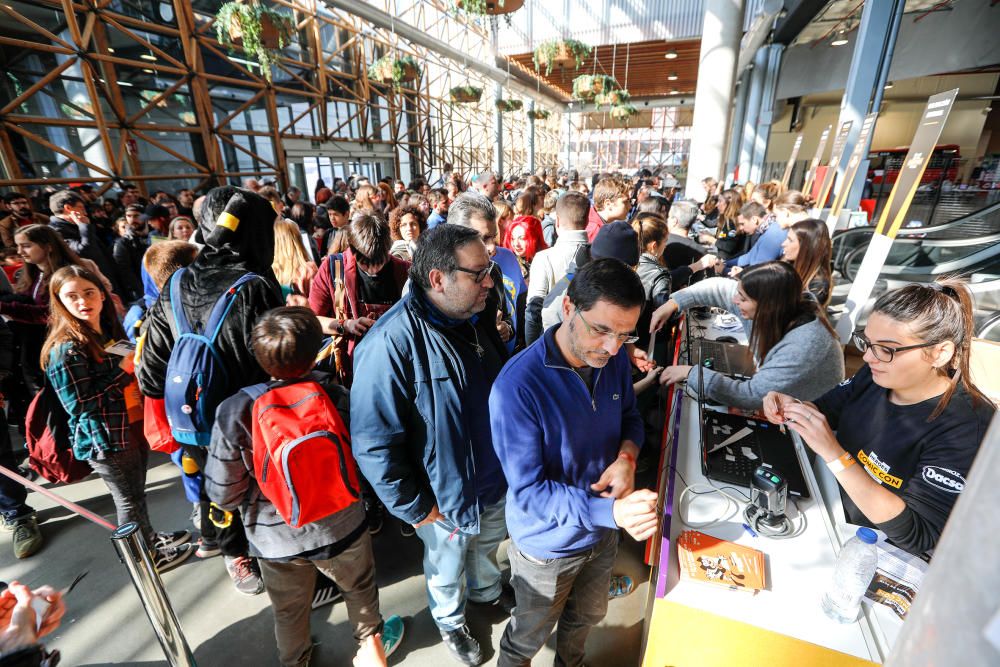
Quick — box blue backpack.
[163,268,259,446]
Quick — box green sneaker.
[12,515,42,559]
[609,574,634,600]
[381,614,405,659]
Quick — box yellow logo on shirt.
[857,450,903,489]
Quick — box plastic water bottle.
[821,527,879,623]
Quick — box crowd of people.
[0,165,994,666]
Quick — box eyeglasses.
[851,331,937,363]
[574,308,639,345]
[453,260,496,283]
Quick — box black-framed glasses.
[851,331,937,363]
[574,308,639,345]
[453,260,496,284]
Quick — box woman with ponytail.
[782,218,833,308]
[763,281,995,556]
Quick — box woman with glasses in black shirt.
[764,281,995,556]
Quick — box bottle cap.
[856,527,878,544]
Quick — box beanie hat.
[591,221,639,267]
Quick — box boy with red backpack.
[204,307,403,667]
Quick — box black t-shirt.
[662,233,707,289]
[356,262,402,307]
[814,364,995,555]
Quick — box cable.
[742,499,807,540]
[677,482,747,530]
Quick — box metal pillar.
[528,100,536,174]
[835,0,905,209]
[684,0,745,200]
[493,81,503,180]
[738,48,767,184]
[564,109,572,170]
[725,71,750,185]
[749,44,783,185]
[111,523,196,667]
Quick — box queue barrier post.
[110,522,197,667]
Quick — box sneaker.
[195,538,221,558]
[150,530,191,551]
[311,578,342,609]
[381,614,405,659]
[365,498,384,536]
[189,503,201,530]
[439,625,483,666]
[399,521,416,538]
[16,464,38,482]
[469,583,516,615]
[12,515,42,559]
[225,555,264,595]
[609,574,634,600]
[153,543,193,573]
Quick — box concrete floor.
[0,457,651,666]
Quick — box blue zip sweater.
[489,326,644,559]
[726,218,786,269]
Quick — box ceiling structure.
[506,38,702,103]
[791,0,962,46]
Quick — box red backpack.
[25,381,91,484]
[241,380,360,528]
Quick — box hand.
[413,504,444,529]
[713,259,726,275]
[353,633,387,667]
[762,391,797,424]
[69,209,89,225]
[645,365,663,381]
[612,489,659,541]
[626,345,655,373]
[729,265,743,277]
[591,454,636,500]
[0,583,65,653]
[345,317,375,337]
[696,254,718,271]
[658,365,691,386]
[285,293,309,307]
[118,352,135,374]
[649,300,679,333]
[779,402,842,460]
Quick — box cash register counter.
[640,314,902,666]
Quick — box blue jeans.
[415,498,507,631]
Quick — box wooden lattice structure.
[570,107,692,176]
[0,0,562,197]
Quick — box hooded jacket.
[113,229,150,303]
[48,215,123,296]
[136,187,283,399]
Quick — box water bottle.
[821,527,879,623]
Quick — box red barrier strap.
[0,465,116,531]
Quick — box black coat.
[112,234,150,303]
[49,216,123,296]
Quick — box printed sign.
[826,112,878,233]
[814,120,853,210]
[802,125,832,195]
[780,134,803,189]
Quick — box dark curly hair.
[387,205,428,241]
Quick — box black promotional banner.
[802,124,832,195]
[781,134,803,189]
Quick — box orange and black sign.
[802,125,832,195]
[781,134,803,189]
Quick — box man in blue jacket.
[489,258,659,667]
[351,224,511,666]
[725,201,784,275]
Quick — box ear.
[561,294,574,322]
[931,340,956,370]
[427,267,447,293]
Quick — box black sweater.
[815,365,995,556]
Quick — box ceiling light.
[140,54,157,61]
[142,68,154,74]
[107,47,115,53]
[831,30,849,46]
[667,73,678,81]
[884,81,894,89]
[665,50,677,60]
[670,89,679,94]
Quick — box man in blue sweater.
[725,201,785,275]
[489,258,659,667]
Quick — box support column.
[492,81,503,179]
[564,109,572,170]
[528,100,536,174]
[835,0,905,209]
[737,48,767,184]
[724,70,750,185]
[684,0,745,200]
[749,44,784,184]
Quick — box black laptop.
[697,339,756,379]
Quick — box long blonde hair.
[271,220,312,287]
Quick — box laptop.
[697,339,756,379]
[692,335,810,499]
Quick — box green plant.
[532,39,591,76]
[449,85,484,104]
[215,1,295,81]
[609,103,637,121]
[495,98,523,112]
[572,74,613,100]
[527,108,551,120]
[454,0,503,15]
[367,54,422,89]
[594,88,630,107]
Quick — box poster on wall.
[802,124,832,195]
[835,89,959,343]
[813,120,853,212]
[826,112,879,234]
[781,134,803,189]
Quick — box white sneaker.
[153,543,194,573]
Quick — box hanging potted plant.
[449,85,483,104]
[454,0,524,16]
[495,99,523,113]
[215,0,295,81]
[527,108,551,120]
[532,39,591,76]
[572,74,613,100]
[609,104,637,121]
[368,54,421,88]
[595,88,630,107]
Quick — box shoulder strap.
[240,382,269,402]
[169,268,193,335]
[205,273,259,343]
[328,254,347,320]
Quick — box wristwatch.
[335,320,346,335]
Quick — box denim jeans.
[498,529,619,667]
[0,406,30,521]
[87,442,153,541]
[414,497,507,631]
[258,531,382,667]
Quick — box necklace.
[467,321,484,358]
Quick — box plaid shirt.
[47,341,130,461]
